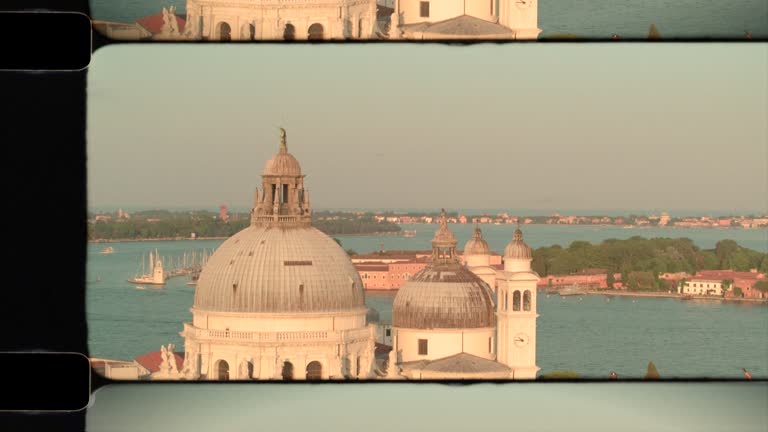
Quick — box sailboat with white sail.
[127,249,167,285]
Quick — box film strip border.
[0,11,91,71]
[0,352,91,411]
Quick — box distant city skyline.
[88,44,767,213]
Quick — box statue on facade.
[168,5,180,35]
[152,344,182,380]
[155,5,182,40]
[181,347,200,379]
[279,127,287,146]
[387,348,398,378]
[239,359,250,379]
[183,9,200,39]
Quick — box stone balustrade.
[182,323,372,344]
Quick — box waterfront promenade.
[580,289,768,304]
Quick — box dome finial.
[279,127,287,153]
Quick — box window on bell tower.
[281,184,289,204]
[523,290,531,311]
[513,290,521,311]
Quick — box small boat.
[559,285,587,297]
[681,294,694,301]
[135,286,146,290]
[186,281,197,286]
[100,246,115,254]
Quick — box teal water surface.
[87,226,768,378]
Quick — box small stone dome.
[463,226,491,256]
[262,128,302,176]
[393,264,496,329]
[504,228,532,260]
[194,225,365,313]
[262,152,302,177]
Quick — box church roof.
[262,129,302,176]
[135,12,186,35]
[194,225,366,313]
[463,225,491,256]
[394,209,495,329]
[393,263,496,329]
[403,15,513,36]
[195,129,364,314]
[134,350,184,373]
[420,353,511,374]
[399,353,511,377]
[504,228,533,260]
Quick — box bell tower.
[251,128,312,228]
[498,0,541,39]
[496,227,540,379]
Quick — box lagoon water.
[87,225,768,378]
[89,0,768,39]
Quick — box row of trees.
[88,212,401,240]
[532,237,768,291]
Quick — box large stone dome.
[193,225,365,313]
[393,264,496,329]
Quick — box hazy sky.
[87,44,767,213]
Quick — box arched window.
[218,22,231,41]
[216,360,229,380]
[308,23,324,40]
[513,290,521,311]
[282,361,294,380]
[284,23,296,40]
[306,361,322,380]
[523,290,532,311]
[248,23,255,40]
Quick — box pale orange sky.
[87,44,768,213]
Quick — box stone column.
[296,356,308,380]
[348,352,358,378]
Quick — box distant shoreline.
[582,290,767,304]
[89,231,403,243]
[89,237,229,243]
[365,288,767,304]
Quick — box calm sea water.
[90,0,768,38]
[87,226,768,378]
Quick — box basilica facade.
[182,0,379,40]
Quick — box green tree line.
[88,212,401,240]
[532,237,768,291]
